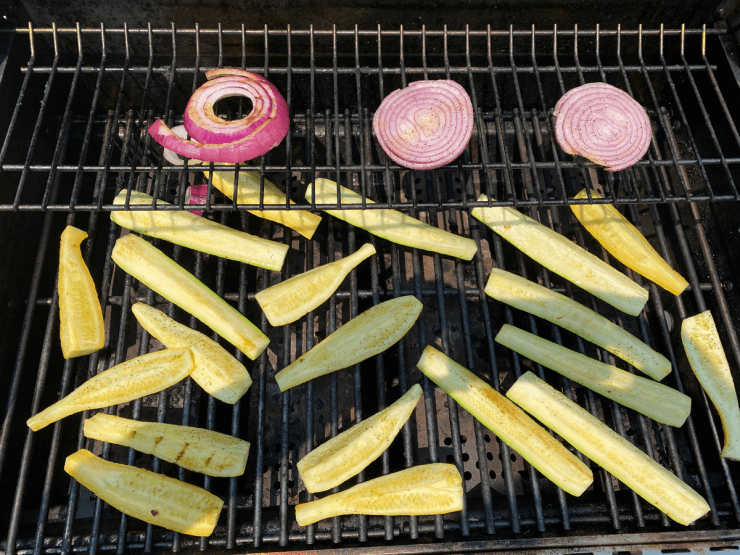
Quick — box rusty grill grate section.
[1,24,740,554]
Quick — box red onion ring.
[554,83,651,172]
[373,80,474,170]
[148,69,289,163]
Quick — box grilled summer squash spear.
[65,449,223,536]
[110,190,288,271]
[485,268,671,380]
[682,311,740,460]
[112,234,269,360]
[84,414,250,477]
[205,168,322,239]
[275,296,422,391]
[132,303,251,404]
[58,226,105,359]
[416,346,593,496]
[306,179,477,260]
[298,384,422,493]
[571,189,688,295]
[495,324,691,427]
[295,464,463,526]
[27,348,194,431]
[256,243,376,327]
[507,372,710,526]
[471,195,648,316]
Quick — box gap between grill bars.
[1,23,740,555]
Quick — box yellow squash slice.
[507,372,710,526]
[417,346,593,496]
[132,303,251,404]
[571,189,688,295]
[206,168,322,240]
[59,225,105,359]
[495,324,691,427]
[298,384,422,493]
[306,179,477,260]
[27,348,194,431]
[65,449,223,536]
[111,191,288,271]
[485,268,671,380]
[471,195,648,316]
[84,414,249,477]
[295,463,462,526]
[256,243,376,327]
[275,296,422,391]
[112,234,268,360]
[682,311,740,460]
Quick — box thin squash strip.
[571,189,688,295]
[471,194,648,316]
[507,372,710,526]
[417,346,593,496]
[111,190,288,271]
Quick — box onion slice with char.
[372,80,474,170]
[554,83,651,172]
[149,69,289,163]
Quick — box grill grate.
[1,23,740,554]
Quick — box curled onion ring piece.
[554,83,651,172]
[148,70,289,164]
[161,125,205,166]
[372,80,474,170]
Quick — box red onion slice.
[554,83,651,172]
[373,80,474,170]
[148,70,289,164]
[185,184,209,216]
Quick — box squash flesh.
[295,463,462,526]
[485,268,670,380]
[471,195,648,316]
[495,324,690,427]
[506,372,710,526]
[416,346,593,496]
[571,189,688,295]
[256,243,376,326]
[65,449,223,536]
[132,303,251,404]
[59,226,105,358]
[306,179,477,260]
[275,296,422,391]
[84,414,249,477]
[111,190,288,271]
[112,234,269,360]
[27,348,194,431]
[681,310,740,460]
[298,383,422,493]
[205,168,322,239]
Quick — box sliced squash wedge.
[306,179,477,260]
[110,190,288,271]
[205,168,322,239]
[112,234,269,360]
[59,226,105,359]
[682,311,740,461]
[417,346,593,496]
[275,295,422,391]
[256,243,376,327]
[571,189,688,295]
[298,383,422,493]
[132,303,251,404]
[27,348,194,431]
[507,372,710,526]
[65,449,223,536]
[83,413,249,477]
[471,195,648,316]
[495,324,691,427]
[485,268,671,380]
[295,463,462,526]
